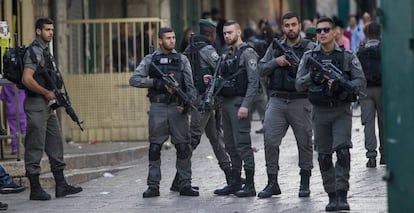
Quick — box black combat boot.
[27,174,51,201]
[223,168,232,185]
[53,170,83,198]
[143,186,160,198]
[169,173,199,192]
[325,192,337,211]
[235,170,256,197]
[366,157,376,168]
[257,173,281,198]
[298,169,311,197]
[179,185,199,196]
[214,169,242,195]
[336,190,350,211]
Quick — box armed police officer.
[257,12,315,199]
[213,21,259,197]
[171,19,231,190]
[22,18,83,201]
[356,22,384,168]
[129,27,198,198]
[296,17,366,211]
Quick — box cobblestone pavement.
[0,111,387,213]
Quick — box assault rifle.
[307,56,366,97]
[42,51,84,131]
[199,55,224,113]
[273,39,301,66]
[150,62,194,110]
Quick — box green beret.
[199,19,217,27]
[306,26,316,37]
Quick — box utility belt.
[311,99,349,108]
[149,94,180,104]
[270,91,308,100]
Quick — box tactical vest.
[148,53,184,98]
[218,45,249,97]
[183,35,210,94]
[357,43,381,86]
[269,39,310,92]
[27,41,63,96]
[307,49,354,106]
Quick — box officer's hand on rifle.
[153,78,165,90]
[310,71,326,84]
[203,74,212,84]
[275,55,291,67]
[44,90,56,101]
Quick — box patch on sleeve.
[211,51,219,60]
[352,57,362,70]
[248,58,257,70]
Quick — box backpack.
[3,45,36,88]
[357,43,381,86]
[247,37,268,59]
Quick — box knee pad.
[336,148,350,168]
[148,143,161,161]
[318,153,333,172]
[175,144,191,159]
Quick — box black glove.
[330,79,342,92]
[153,78,164,90]
[310,71,324,84]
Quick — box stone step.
[2,143,147,177]
[1,142,148,189]
[12,163,137,188]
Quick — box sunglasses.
[316,27,331,34]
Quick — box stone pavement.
[0,110,387,213]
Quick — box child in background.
[0,85,26,155]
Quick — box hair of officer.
[223,21,240,29]
[35,18,54,30]
[281,12,301,24]
[366,22,381,39]
[316,17,335,27]
[158,27,174,39]
[200,24,215,37]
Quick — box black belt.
[149,95,179,104]
[271,92,308,100]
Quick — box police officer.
[22,18,82,200]
[258,12,315,199]
[296,17,366,211]
[129,27,198,198]
[357,22,384,168]
[168,19,232,191]
[213,21,259,197]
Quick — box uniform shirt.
[295,44,366,93]
[228,42,259,108]
[258,37,313,77]
[23,38,48,71]
[129,48,196,101]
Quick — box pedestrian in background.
[296,17,366,211]
[0,85,26,155]
[129,27,198,198]
[258,12,315,199]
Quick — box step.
[2,143,148,178]
[13,163,137,188]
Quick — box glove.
[310,71,324,84]
[153,78,164,90]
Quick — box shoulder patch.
[352,57,362,70]
[248,58,257,70]
[211,51,219,60]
